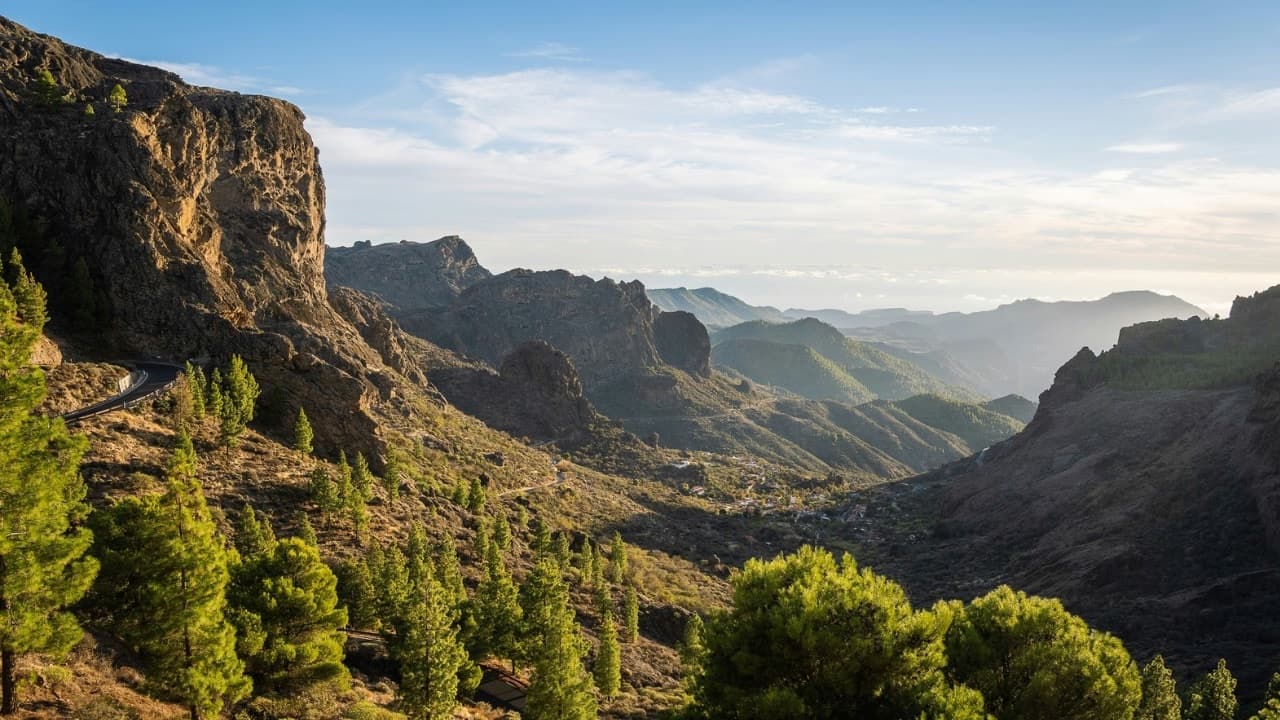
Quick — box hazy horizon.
[13,1,1280,316]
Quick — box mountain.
[784,306,933,328]
[711,317,980,402]
[0,17,447,457]
[845,291,1208,398]
[873,285,1280,701]
[711,338,874,406]
[329,245,1023,476]
[325,236,492,312]
[981,394,1038,423]
[648,286,786,327]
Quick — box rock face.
[653,311,711,377]
[884,286,1280,701]
[413,269,669,387]
[428,341,597,442]
[0,18,427,454]
[325,236,491,312]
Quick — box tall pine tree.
[91,435,250,719]
[392,571,467,720]
[229,537,349,690]
[1137,655,1181,720]
[473,540,522,668]
[0,254,98,714]
[594,610,621,698]
[293,408,313,455]
[523,557,597,720]
[1186,659,1237,720]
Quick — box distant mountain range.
[652,286,1207,398]
[326,239,1027,475]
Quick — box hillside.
[712,317,980,401]
[711,338,874,405]
[325,237,492,312]
[890,394,1025,451]
[982,394,1038,423]
[870,284,1280,702]
[647,287,786,327]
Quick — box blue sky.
[9,1,1280,313]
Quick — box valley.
[1,10,1277,720]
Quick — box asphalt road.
[61,361,183,424]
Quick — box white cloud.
[1213,87,1280,118]
[1106,142,1183,154]
[115,57,301,96]
[1128,84,1197,99]
[308,65,1280,314]
[506,42,586,62]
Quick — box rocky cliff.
[0,17,431,454]
[409,268,669,387]
[325,236,492,312]
[428,340,598,443]
[880,285,1280,700]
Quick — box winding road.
[61,361,183,425]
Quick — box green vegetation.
[90,435,250,719]
[944,585,1140,720]
[594,610,621,698]
[392,570,467,720]
[1137,655,1182,720]
[893,393,1025,450]
[684,545,983,719]
[609,531,628,584]
[712,317,980,401]
[294,407,314,455]
[34,68,61,106]
[711,337,875,405]
[108,83,127,112]
[522,558,597,720]
[1186,659,1237,720]
[0,250,97,714]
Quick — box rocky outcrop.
[428,341,597,442]
[325,236,491,312]
[413,269,665,387]
[0,18,429,455]
[654,311,711,377]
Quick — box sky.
[9,1,1280,315]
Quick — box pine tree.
[523,558,597,720]
[108,82,127,112]
[381,451,402,502]
[83,102,94,116]
[622,586,639,643]
[515,506,529,532]
[91,435,250,719]
[450,477,469,508]
[531,519,552,559]
[467,475,486,514]
[493,512,512,552]
[184,362,206,419]
[206,368,224,426]
[608,532,628,585]
[234,503,276,560]
[553,531,572,572]
[577,539,596,587]
[223,355,260,424]
[374,547,413,628]
[337,557,378,631]
[1137,655,1181,720]
[295,512,318,547]
[1250,673,1280,720]
[34,68,61,106]
[352,452,373,503]
[294,408,313,455]
[474,540,522,667]
[392,571,467,720]
[594,610,621,698]
[228,537,349,690]
[433,537,467,611]
[405,524,432,591]
[309,467,340,522]
[0,257,98,715]
[679,614,705,696]
[335,452,353,506]
[1186,659,1237,720]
